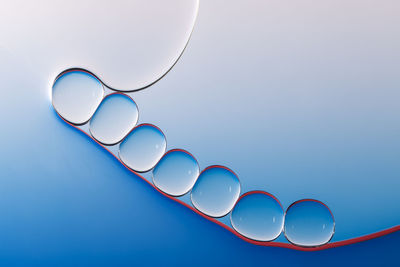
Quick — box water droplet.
[230,191,284,242]
[119,124,166,172]
[284,199,335,247]
[191,166,241,218]
[152,149,199,196]
[89,93,138,145]
[52,70,104,125]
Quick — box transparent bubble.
[89,93,138,145]
[152,149,199,196]
[52,70,104,125]
[230,191,284,241]
[119,124,166,172]
[284,199,335,247]
[191,166,241,218]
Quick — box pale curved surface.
[52,70,104,125]
[89,94,139,145]
[0,0,199,91]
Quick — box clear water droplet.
[152,149,199,196]
[119,124,166,172]
[52,70,104,125]
[284,199,335,247]
[89,93,138,145]
[230,191,284,241]
[191,166,241,218]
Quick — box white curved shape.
[0,0,199,91]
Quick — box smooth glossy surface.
[127,0,400,241]
[191,166,241,217]
[231,192,284,241]
[1,0,400,264]
[119,124,166,172]
[52,70,104,124]
[89,94,138,145]
[0,0,199,91]
[284,200,335,247]
[152,149,199,196]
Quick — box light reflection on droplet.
[284,199,335,247]
[230,191,284,241]
[52,70,104,125]
[191,166,241,218]
[152,149,199,196]
[119,124,166,172]
[89,93,138,145]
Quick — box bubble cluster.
[52,69,335,247]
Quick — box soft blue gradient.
[0,0,399,264]
[191,166,241,217]
[0,44,398,265]
[52,71,104,124]
[284,200,335,247]
[90,93,138,145]
[119,124,166,172]
[231,192,284,241]
[131,0,400,241]
[152,150,200,196]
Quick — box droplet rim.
[152,148,200,197]
[230,190,285,242]
[118,123,167,173]
[52,68,105,125]
[88,92,139,146]
[190,165,242,218]
[283,198,336,248]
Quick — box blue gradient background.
[0,0,399,265]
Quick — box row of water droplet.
[52,69,335,247]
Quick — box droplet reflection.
[52,70,104,125]
[153,149,199,196]
[231,191,284,241]
[89,93,138,145]
[191,166,241,218]
[119,124,166,172]
[284,199,335,247]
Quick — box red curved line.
[105,92,138,104]
[57,114,400,251]
[238,190,284,210]
[286,198,335,223]
[119,123,166,149]
[165,148,198,162]
[202,165,236,174]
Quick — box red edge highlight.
[56,112,400,252]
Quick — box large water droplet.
[284,199,335,247]
[191,166,241,218]
[230,191,284,241]
[52,70,104,125]
[119,124,166,172]
[152,149,199,196]
[89,93,138,145]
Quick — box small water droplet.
[89,93,138,145]
[119,124,166,172]
[230,191,284,241]
[152,149,199,196]
[191,166,241,218]
[284,199,335,247]
[52,70,104,125]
